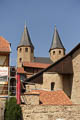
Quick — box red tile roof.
[0,36,11,52]
[17,67,26,74]
[27,90,72,105]
[23,62,50,69]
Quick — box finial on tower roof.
[54,24,56,28]
[24,20,26,28]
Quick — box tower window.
[25,48,28,52]
[19,58,22,62]
[59,50,61,54]
[51,82,55,91]
[53,51,55,55]
[19,48,22,52]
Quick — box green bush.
[4,97,22,120]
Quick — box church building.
[16,24,80,105]
[17,25,65,80]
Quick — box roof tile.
[29,90,72,105]
[0,36,11,52]
[23,62,50,68]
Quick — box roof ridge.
[0,36,10,44]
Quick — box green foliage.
[4,97,22,120]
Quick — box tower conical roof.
[18,24,34,49]
[49,26,65,52]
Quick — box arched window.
[51,82,55,91]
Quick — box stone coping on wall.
[22,92,40,95]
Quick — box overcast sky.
[0,0,80,66]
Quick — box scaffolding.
[0,66,27,104]
[8,66,16,100]
[0,66,16,101]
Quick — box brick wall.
[21,104,80,120]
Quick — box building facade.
[0,36,11,95]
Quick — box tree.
[4,97,22,120]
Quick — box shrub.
[4,97,22,120]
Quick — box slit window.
[53,51,55,55]
[59,50,61,54]
[51,82,55,91]
[19,58,22,62]
[25,48,28,52]
[19,48,22,52]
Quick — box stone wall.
[23,93,40,105]
[42,72,63,91]
[49,48,65,62]
[71,48,80,103]
[25,72,72,98]
[25,72,63,91]
[21,104,80,120]
[17,46,34,67]
[26,83,42,92]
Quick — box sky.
[0,0,80,66]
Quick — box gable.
[48,56,73,74]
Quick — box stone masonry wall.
[71,48,80,104]
[21,104,80,120]
[23,93,40,105]
[42,72,63,91]
[50,48,65,62]
[25,73,63,92]
[17,46,34,67]
[26,84,42,92]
